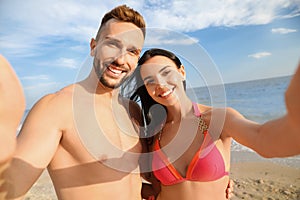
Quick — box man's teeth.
[161,89,172,97]
[108,66,122,74]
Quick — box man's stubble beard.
[99,75,127,89]
[94,60,132,89]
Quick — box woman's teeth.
[160,89,173,97]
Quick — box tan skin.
[140,55,300,200]
[0,55,25,199]
[0,55,25,163]
[0,20,235,200]
[0,23,234,200]
[1,20,145,200]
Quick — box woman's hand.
[226,179,234,199]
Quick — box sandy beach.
[23,155,299,200]
[230,162,299,200]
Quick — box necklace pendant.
[198,116,208,133]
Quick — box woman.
[128,48,300,200]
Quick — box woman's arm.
[223,63,300,157]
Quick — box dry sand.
[231,162,299,200]
[24,160,299,200]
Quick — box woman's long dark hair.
[122,48,185,141]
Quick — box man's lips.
[105,64,128,76]
[108,66,123,74]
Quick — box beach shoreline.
[24,151,300,200]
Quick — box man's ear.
[90,38,97,56]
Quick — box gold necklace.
[198,115,208,133]
[158,115,208,141]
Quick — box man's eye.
[108,41,117,46]
[105,40,120,48]
[128,48,140,56]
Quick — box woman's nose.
[156,75,167,86]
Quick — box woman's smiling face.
[140,55,186,106]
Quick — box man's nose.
[115,51,126,65]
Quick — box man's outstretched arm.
[0,55,25,165]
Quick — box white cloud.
[0,0,102,40]
[248,52,272,59]
[39,57,79,69]
[145,29,199,46]
[271,28,297,34]
[24,82,59,90]
[0,0,299,58]
[21,75,50,81]
[55,58,78,69]
[142,0,300,32]
[1,0,299,42]
[0,0,107,57]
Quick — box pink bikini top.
[152,103,229,186]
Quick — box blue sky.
[1,0,300,108]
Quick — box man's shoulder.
[32,84,75,112]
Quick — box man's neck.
[83,70,120,98]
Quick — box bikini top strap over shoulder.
[192,102,201,117]
[192,102,208,134]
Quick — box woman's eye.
[145,80,155,85]
[162,70,171,76]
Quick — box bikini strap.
[192,102,208,134]
[192,102,201,117]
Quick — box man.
[0,5,233,200]
[1,5,145,200]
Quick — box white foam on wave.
[231,140,254,152]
